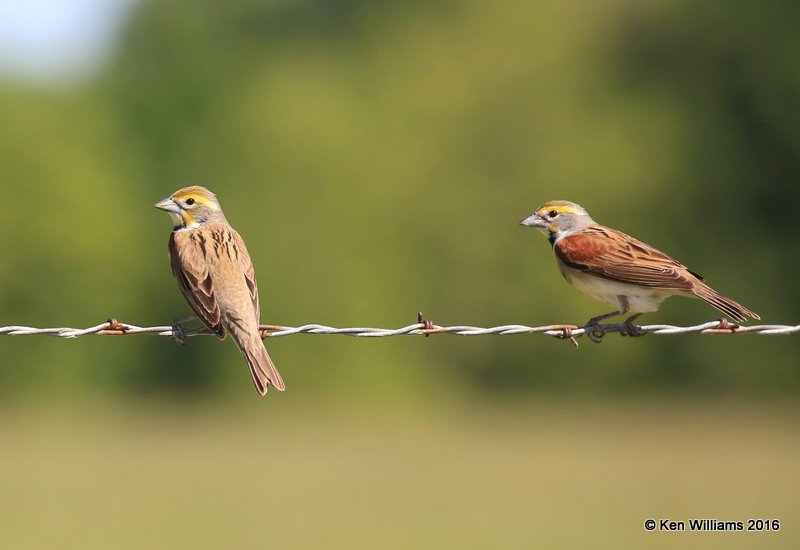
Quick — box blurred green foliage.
[0,0,798,399]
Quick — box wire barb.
[1,318,798,341]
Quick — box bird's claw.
[622,321,646,337]
[585,323,606,343]
[171,323,187,345]
[169,314,196,345]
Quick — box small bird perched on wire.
[519,200,759,336]
[155,186,285,395]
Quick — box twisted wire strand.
[0,318,798,342]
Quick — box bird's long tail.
[241,339,286,395]
[692,284,760,324]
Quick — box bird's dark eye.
[185,198,195,206]
[547,210,558,218]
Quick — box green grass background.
[1,398,797,549]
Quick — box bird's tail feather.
[692,284,760,324]
[242,341,286,395]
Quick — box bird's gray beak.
[519,213,545,228]
[154,197,180,214]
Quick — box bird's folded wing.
[554,226,700,290]
[169,231,225,337]
[229,229,260,322]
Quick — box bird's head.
[155,186,225,229]
[519,200,595,244]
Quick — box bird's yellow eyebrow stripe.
[190,195,217,208]
[538,204,581,215]
[171,192,218,209]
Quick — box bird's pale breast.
[558,262,675,313]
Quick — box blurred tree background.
[1,0,796,398]
[0,1,798,547]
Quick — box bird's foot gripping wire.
[584,306,632,343]
[621,314,645,337]
[585,322,606,343]
[170,314,197,345]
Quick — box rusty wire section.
[0,316,798,346]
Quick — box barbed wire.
[0,316,797,346]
